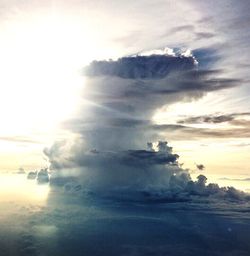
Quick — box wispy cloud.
[0,136,42,144]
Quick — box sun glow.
[0,174,50,203]
[0,11,123,170]
[0,14,98,141]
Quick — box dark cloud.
[178,115,234,124]
[196,164,205,171]
[37,169,49,184]
[83,54,196,79]
[198,16,214,24]
[170,25,195,33]
[177,112,250,124]
[124,149,178,166]
[3,189,250,256]
[45,141,186,193]
[152,123,250,140]
[107,118,148,128]
[83,54,241,108]
[44,138,250,202]
[195,32,215,40]
[27,171,37,180]
[158,112,250,139]
[64,182,82,194]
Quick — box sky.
[2,2,250,256]
[0,0,249,188]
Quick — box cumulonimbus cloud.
[44,49,248,202]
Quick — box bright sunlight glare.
[0,14,98,140]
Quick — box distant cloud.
[27,171,37,180]
[169,25,195,33]
[151,123,250,140]
[0,136,41,144]
[158,112,250,140]
[219,177,250,182]
[195,32,215,40]
[196,164,205,171]
[168,24,216,41]
[14,167,26,174]
[37,169,49,184]
[177,112,250,124]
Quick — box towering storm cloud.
[61,49,238,149]
[44,48,245,200]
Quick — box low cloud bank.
[45,141,186,193]
[44,140,249,203]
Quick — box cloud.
[149,112,250,140]
[196,164,205,171]
[151,122,250,140]
[27,171,37,180]
[185,175,250,201]
[45,141,187,194]
[37,169,49,184]
[83,52,241,98]
[83,51,197,79]
[177,112,250,124]
[63,51,241,146]
[219,177,250,182]
[44,49,248,202]
[168,24,216,41]
[64,50,226,151]
[195,32,215,40]
[45,138,250,203]
[0,136,42,144]
[16,167,25,174]
[169,25,195,33]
